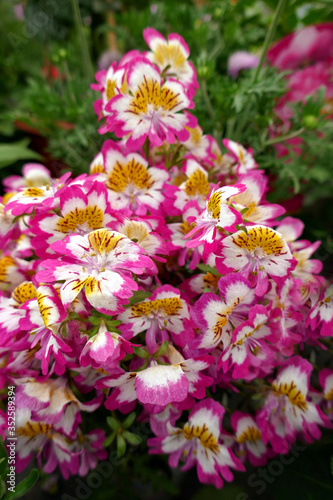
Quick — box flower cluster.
[1,28,332,489]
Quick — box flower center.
[131,297,182,318]
[130,77,181,115]
[183,422,219,453]
[232,227,285,256]
[106,159,153,193]
[272,380,307,411]
[237,426,262,443]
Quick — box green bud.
[58,48,67,59]
[302,115,317,130]
[213,7,223,20]
[198,65,210,79]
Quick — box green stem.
[200,79,215,122]
[252,0,287,84]
[71,0,94,82]
[200,78,218,139]
[265,127,305,146]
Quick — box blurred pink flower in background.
[267,23,333,158]
[227,51,259,78]
[267,23,333,69]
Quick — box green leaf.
[0,479,6,498]
[128,290,152,306]
[0,458,7,478]
[330,455,333,476]
[106,416,119,431]
[103,431,117,448]
[122,412,136,429]
[153,341,169,358]
[0,440,7,461]
[116,433,126,458]
[197,263,220,276]
[0,140,42,169]
[104,320,122,328]
[3,469,39,499]
[123,431,142,446]
[132,346,149,359]
[88,316,101,326]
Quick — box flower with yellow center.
[36,229,157,315]
[143,28,198,93]
[99,140,169,215]
[216,225,297,296]
[148,399,245,489]
[106,58,197,149]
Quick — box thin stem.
[71,0,94,82]
[200,79,215,123]
[265,127,305,146]
[252,0,287,84]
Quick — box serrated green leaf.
[3,469,39,499]
[123,431,142,446]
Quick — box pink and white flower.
[31,181,117,257]
[98,140,169,215]
[222,139,258,174]
[143,27,198,95]
[306,284,333,337]
[148,399,245,488]
[230,412,270,466]
[216,225,297,296]
[105,57,197,149]
[184,183,246,247]
[193,274,254,350]
[99,347,213,409]
[36,229,157,315]
[3,163,52,192]
[4,172,71,216]
[80,321,135,369]
[230,172,285,226]
[220,304,274,378]
[257,356,330,453]
[118,285,194,351]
